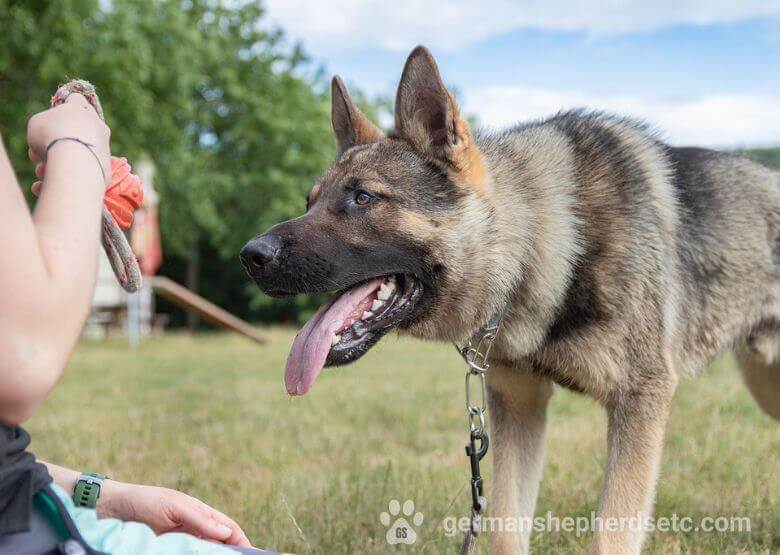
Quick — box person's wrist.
[94,478,128,520]
[45,139,107,189]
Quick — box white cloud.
[262,1,780,146]
[464,85,780,147]
[264,0,780,53]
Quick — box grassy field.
[27,330,778,553]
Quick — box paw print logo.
[379,499,424,545]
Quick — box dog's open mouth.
[285,274,422,396]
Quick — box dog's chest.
[491,331,627,401]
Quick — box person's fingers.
[31,181,42,196]
[208,509,251,547]
[28,148,41,164]
[63,92,91,110]
[35,163,45,179]
[172,500,233,543]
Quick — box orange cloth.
[104,157,143,229]
[51,87,143,229]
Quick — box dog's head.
[241,46,494,395]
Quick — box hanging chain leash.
[455,304,507,555]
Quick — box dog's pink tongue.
[285,278,383,396]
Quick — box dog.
[240,46,780,553]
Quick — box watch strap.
[73,472,107,509]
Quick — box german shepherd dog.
[240,46,780,553]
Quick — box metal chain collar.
[454,305,507,554]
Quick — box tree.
[741,147,780,168]
[1,0,384,324]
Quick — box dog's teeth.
[331,333,340,346]
[361,311,374,320]
[378,281,396,300]
[371,299,384,311]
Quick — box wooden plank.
[148,276,267,343]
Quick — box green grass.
[27,330,778,553]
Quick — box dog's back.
[479,111,780,412]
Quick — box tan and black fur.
[241,46,780,553]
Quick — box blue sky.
[264,1,780,147]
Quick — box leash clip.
[466,428,489,513]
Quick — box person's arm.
[0,94,109,426]
[2,101,253,549]
[43,461,251,547]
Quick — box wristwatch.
[73,472,108,509]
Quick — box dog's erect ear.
[394,46,484,189]
[331,76,384,155]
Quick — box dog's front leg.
[590,367,677,555]
[486,363,554,554]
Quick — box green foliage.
[0,0,386,324]
[740,147,780,167]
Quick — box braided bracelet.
[45,136,107,183]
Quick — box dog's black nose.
[240,235,281,270]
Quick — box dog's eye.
[354,191,373,206]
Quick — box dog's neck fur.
[465,126,585,361]
[406,124,584,351]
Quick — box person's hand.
[27,93,111,192]
[96,480,252,548]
